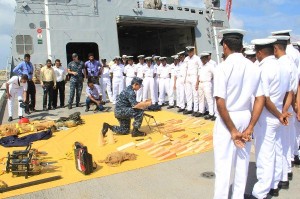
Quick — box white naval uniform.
[277,55,298,182]
[157,64,171,105]
[198,62,215,115]
[176,60,187,109]
[7,76,28,117]
[142,65,156,104]
[252,56,290,198]
[110,64,124,104]
[153,63,160,103]
[169,63,178,106]
[213,53,263,199]
[100,67,113,102]
[209,59,217,68]
[184,55,201,112]
[135,63,145,102]
[124,64,136,87]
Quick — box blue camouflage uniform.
[111,85,144,134]
[67,60,85,105]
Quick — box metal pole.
[45,0,52,59]
[211,9,220,64]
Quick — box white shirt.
[209,59,217,68]
[184,55,202,76]
[286,44,300,69]
[110,64,124,78]
[53,66,67,82]
[176,60,187,78]
[86,84,101,99]
[135,63,146,78]
[198,62,215,82]
[214,53,263,112]
[143,65,156,77]
[102,67,110,79]
[259,56,290,116]
[169,63,178,78]
[124,64,136,78]
[278,55,298,94]
[7,76,28,91]
[157,64,171,79]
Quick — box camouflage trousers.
[111,108,144,135]
[68,80,83,105]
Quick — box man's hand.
[231,130,245,148]
[279,112,292,126]
[242,127,253,142]
[73,72,78,76]
[96,101,101,106]
[195,84,199,91]
[6,93,11,99]
[297,112,300,122]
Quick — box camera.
[19,100,29,109]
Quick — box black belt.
[43,81,54,83]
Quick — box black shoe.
[19,116,23,119]
[68,104,72,109]
[60,105,64,108]
[132,128,146,137]
[294,155,300,167]
[278,181,289,189]
[85,108,89,112]
[177,108,184,113]
[204,111,209,116]
[288,172,293,181]
[102,123,111,136]
[268,188,279,197]
[53,107,57,110]
[25,110,31,115]
[194,112,204,117]
[167,105,174,109]
[48,107,53,110]
[76,103,82,107]
[8,117,13,122]
[211,116,216,121]
[204,114,214,120]
[183,110,192,115]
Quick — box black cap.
[219,29,246,45]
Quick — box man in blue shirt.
[13,54,35,114]
[85,53,101,85]
[85,80,104,112]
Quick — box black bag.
[74,142,96,175]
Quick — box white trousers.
[143,77,156,104]
[154,77,159,103]
[213,110,251,199]
[8,88,23,117]
[112,77,124,104]
[177,77,186,109]
[99,77,113,102]
[198,81,214,115]
[184,76,198,112]
[158,78,170,105]
[168,77,176,106]
[294,119,300,156]
[252,114,281,198]
[126,77,134,87]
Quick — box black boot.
[294,155,300,167]
[268,188,279,197]
[8,117,13,122]
[288,172,293,181]
[102,123,111,136]
[131,128,146,137]
[278,181,289,189]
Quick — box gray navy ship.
[9,0,228,72]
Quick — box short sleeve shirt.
[67,61,85,80]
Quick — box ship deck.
[0,84,299,199]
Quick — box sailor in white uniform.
[195,52,215,119]
[183,46,201,115]
[124,56,136,87]
[6,75,29,122]
[205,51,217,68]
[244,49,257,63]
[135,55,146,102]
[153,56,161,104]
[168,55,179,109]
[110,56,125,104]
[272,30,300,168]
[269,35,299,190]
[157,57,171,106]
[142,57,156,105]
[176,51,187,112]
[250,38,291,199]
[213,29,265,199]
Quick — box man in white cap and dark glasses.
[213,29,265,199]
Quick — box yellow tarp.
[0,111,214,198]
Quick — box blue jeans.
[86,97,104,111]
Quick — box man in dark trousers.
[40,59,56,110]
[85,53,101,85]
[13,54,35,113]
[53,59,67,108]
[67,53,86,109]
[101,77,151,137]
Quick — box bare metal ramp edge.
[116,15,198,27]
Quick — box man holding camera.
[6,74,28,122]
[85,53,101,85]
[13,54,35,113]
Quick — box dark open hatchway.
[66,43,99,63]
[117,25,195,61]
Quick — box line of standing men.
[213,29,300,199]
